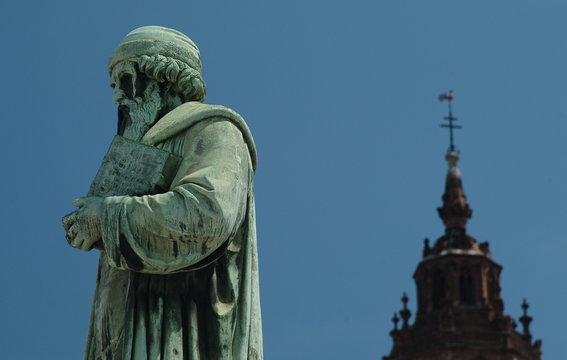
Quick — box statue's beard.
[117,82,162,141]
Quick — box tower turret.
[383,92,541,360]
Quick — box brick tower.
[383,94,542,360]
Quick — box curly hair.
[129,54,207,103]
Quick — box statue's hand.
[62,197,104,251]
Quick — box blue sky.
[1,1,566,359]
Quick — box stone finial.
[392,312,400,331]
[400,293,412,330]
[423,238,431,258]
[478,241,491,256]
[519,299,533,339]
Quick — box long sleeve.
[100,118,251,274]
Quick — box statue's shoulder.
[142,102,257,170]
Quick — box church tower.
[383,92,542,360]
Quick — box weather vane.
[438,90,461,153]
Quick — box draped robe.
[84,102,262,360]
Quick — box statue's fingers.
[80,237,95,252]
[70,231,86,249]
[66,224,78,244]
[72,198,87,208]
[62,212,77,231]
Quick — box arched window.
[433,271,445,309]
[459,273,475,305]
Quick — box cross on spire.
[439,90,461,153]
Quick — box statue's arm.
[100,118,251,274]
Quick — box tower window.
[460,274,475,305]
[433,273,445,309]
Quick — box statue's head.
[109,26,207,140]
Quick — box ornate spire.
[437,152,472,231]
[437,90,471,231]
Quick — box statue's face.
[110,61,162,141]
[110,61,143,105]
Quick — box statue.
[62,26,263,360]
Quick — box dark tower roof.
[437,152,472,232]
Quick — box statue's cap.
[109,26,202,75]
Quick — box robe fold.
[84,102,263,360]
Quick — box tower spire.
[436,93,472,232]
[437,152,472,231]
